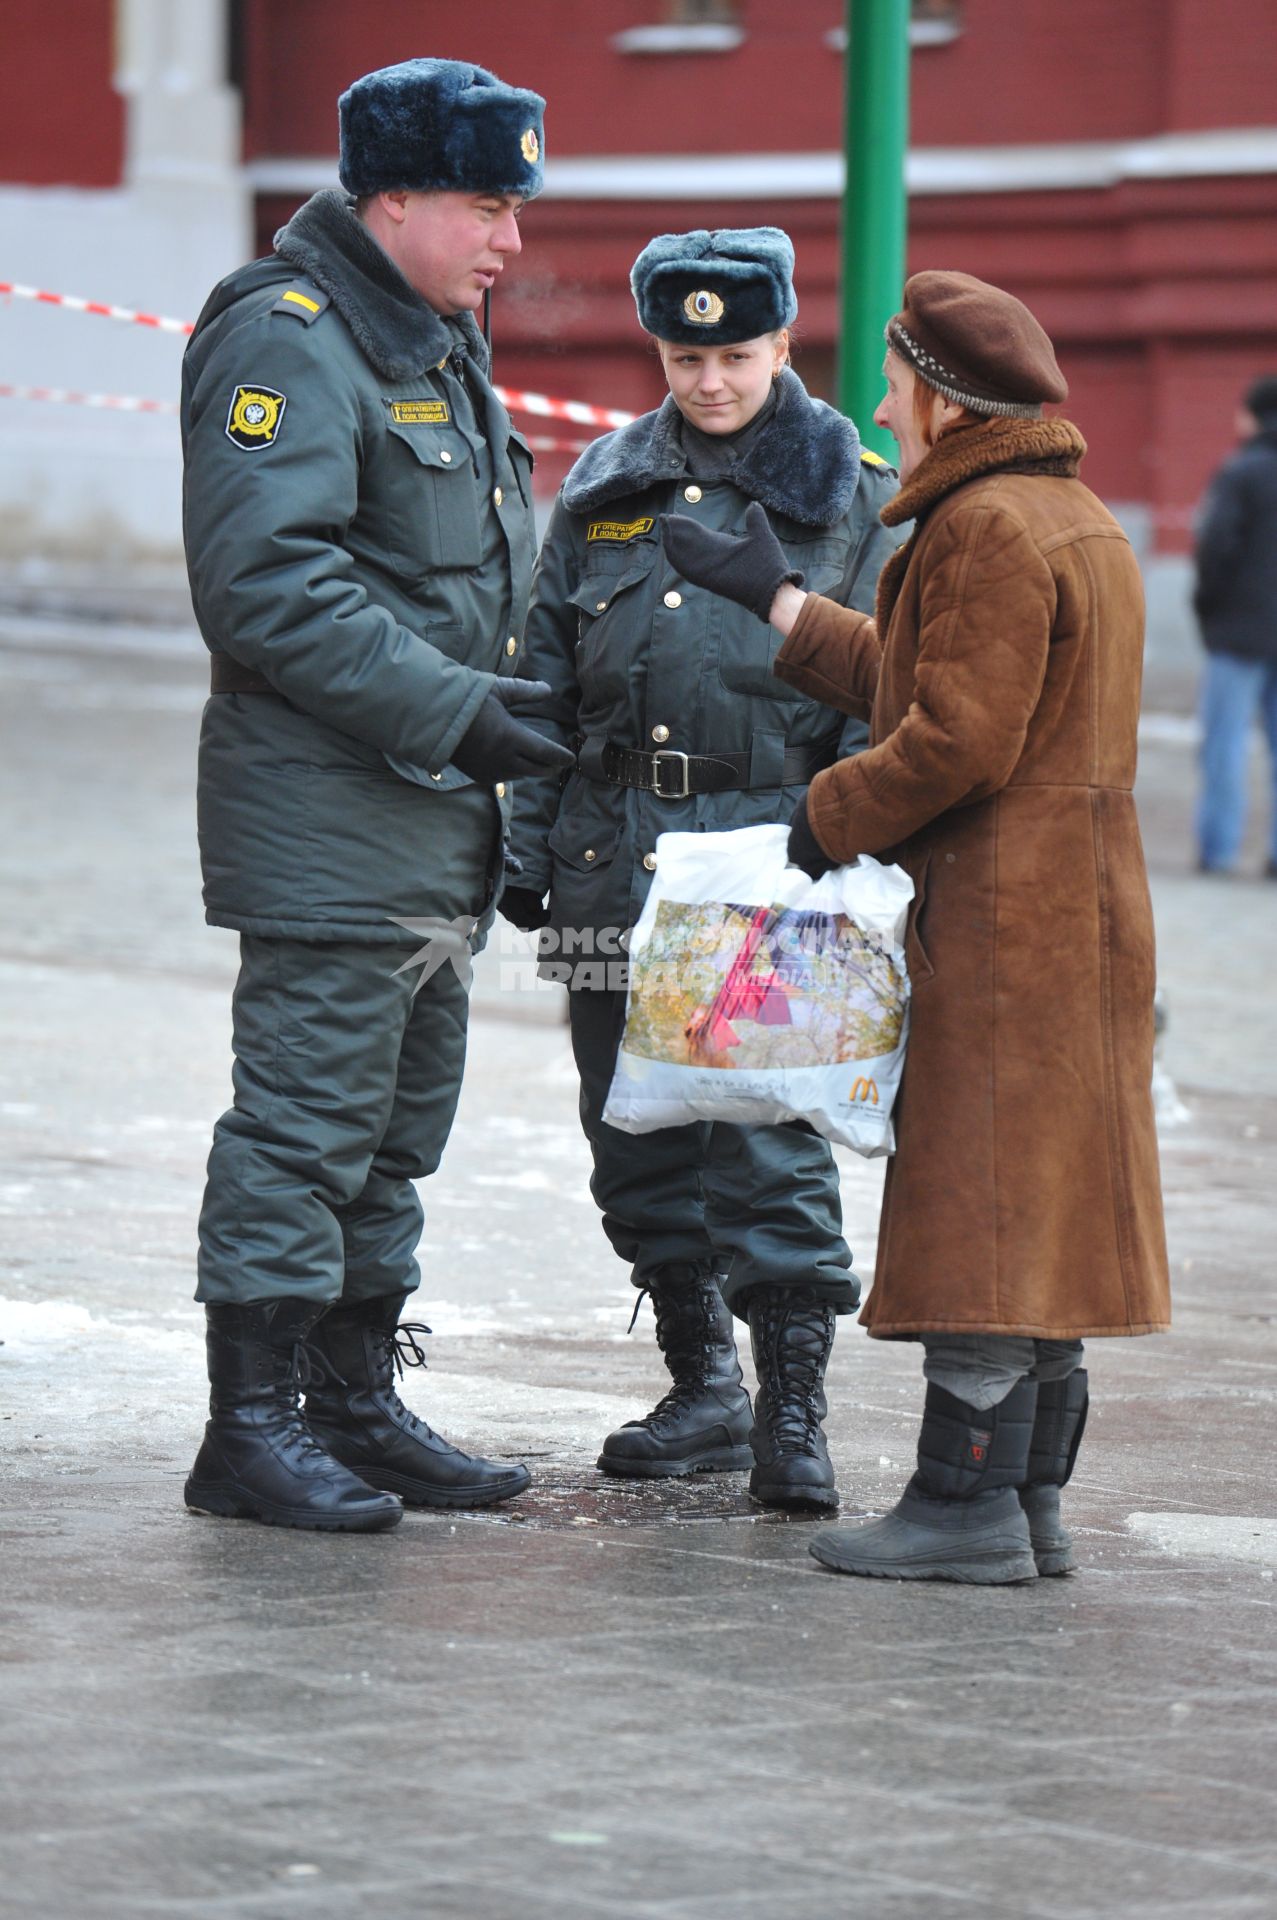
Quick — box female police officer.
[504,228,900,1509]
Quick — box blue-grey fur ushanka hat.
[338,59,545,200]
[631,227,798,345]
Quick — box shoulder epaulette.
[861,448,900,483]
[270,283,331,324]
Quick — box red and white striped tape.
[1,277,637,430]
[0,382,177,414]
[523,436,594,454]
[0,385,592,450]
[497,387,635,430]
[0,280,193,336]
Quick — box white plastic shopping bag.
[602,824,913,1156]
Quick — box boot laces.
[274,1341,344,1461]
[390,1322,432,1376]
[367,1321,439,1440]
[643,1375,711,1432]
[619,1289,682,1433]
[759,1306,827,1452]
[278,1339,341,1393]
[639,1282,722,1431]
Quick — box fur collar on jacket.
[882,415,1086,528]
[870,416,1087,636]
[274,189,488,383]
[562,367,863,528]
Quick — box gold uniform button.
[439,450,453,464]
[595,599,608,612]
[493,486,504,505]
[651,724,670,743]
[663,590,682,609]
[584,848,597,863]
[495,782,506,799]
[430,772,443,782]
[683,485,703,503]
[505,636,517,657]
[643,852,657,872]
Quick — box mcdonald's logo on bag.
[849,1077,879,1105]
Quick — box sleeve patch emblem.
[226,384,287,450]
[389,399,450,425]
[587,516,655,543]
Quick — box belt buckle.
[650,749,690,799]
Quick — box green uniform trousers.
[197,937,470,1306]
[569,985,859,1319]
[197,790,498,1307]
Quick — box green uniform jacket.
[507,370,904,943]
[182,191,536,943]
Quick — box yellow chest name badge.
[390,399,450,425]
[225,384,286,450]
[587,517,655,544]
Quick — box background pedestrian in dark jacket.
[1193,374,1277,876]
[505,227,901,1511]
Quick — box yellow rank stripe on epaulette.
[860,448,888,467]
[272,287,328,324]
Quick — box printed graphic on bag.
[622,900,908,1071]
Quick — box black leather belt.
[210,654,273,694]
[585,736,836,799]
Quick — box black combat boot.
[746,1287,839,1512]
[304,1293,531,1509]
[809,1378,1039,1583]
[597,1265,753,1478]
[1020,1369,1089,1575]
[184,1300,403,1532]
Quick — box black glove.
[786,791,838,880]
[450,678,577,784]
[659,500,804,622]
[499,885,551,932]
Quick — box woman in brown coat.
[661,271,1171,1584]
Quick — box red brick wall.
[0,0,123,186]
[243,0,1277,545]
[1164,0,1277,130]
[240,0,1277,158]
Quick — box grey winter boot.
[184,1300,403,1533]
[1020,1369,1089,1575]
[305,1293,531,1509]
[746,1287,839,1512]
[598,1265,753,1477]
[809,1378,1039,1583]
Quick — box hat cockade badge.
[683,289,725,326]
[521,127,540,164]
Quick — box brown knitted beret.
[886,270,1067,418]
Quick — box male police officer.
[181,59,572,1533]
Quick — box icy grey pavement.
[1,610,1275,1920]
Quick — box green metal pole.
[838,0,911,457]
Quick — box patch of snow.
[1128,1510,1277,1566]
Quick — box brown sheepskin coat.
[775,416,1170,1340]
